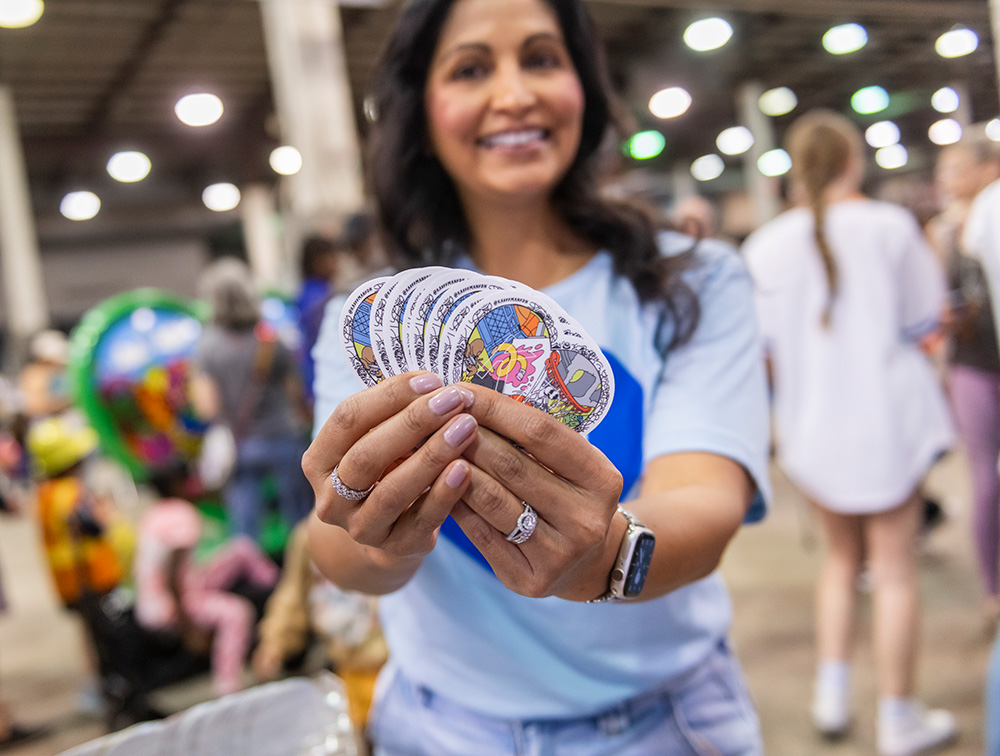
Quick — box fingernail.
[444,414,477,446]
[410,373,443,394]
[445,460,469,488]
[457,386,474,407]
[429,386,463,414]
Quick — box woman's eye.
[450,61,488,81]
[524,50,562,70]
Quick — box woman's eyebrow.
[435,41,491,65]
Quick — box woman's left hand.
[451,384,624,601]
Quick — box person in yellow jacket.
[27,416,134,608]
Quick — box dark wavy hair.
[367,0,698,349]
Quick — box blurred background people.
[743,110,956,756]
[193,257,313,542]
[927,137,1000,629]
[672,194,722,240]
[18,329,72,425]
[331,211,390,294]
[295,234,340,412]
[134,464,278,697]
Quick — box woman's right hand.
[302,372,477,567]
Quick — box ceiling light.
[60,191,100,221]
[931,87,960,113]
[987,119,1000,142]
[106,151,151,183]
[935,27,978,58]
[928,119,963,145]
[758,149,792,177]
[628,131,666,160]
[865,121,900,149]
[716,126,754,156]
[269,145,303,176]
[691,154,725,182]
[202,183,240,212]
[0,0,43,28]
[758,87,797,117]
[649,87,692,119]
[822,23,868,55]
[875,144,908,170]
[851,86,890,115]
[683,17,732,52]
[175,93,224,127]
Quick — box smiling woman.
[304,0,772,754]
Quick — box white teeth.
[482,129,545,147]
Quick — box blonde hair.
[786,110,864,328]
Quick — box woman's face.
[935,146,982,203]
[424,0,585,209]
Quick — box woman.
[194,257,313,541]
[928,138,1000,629]
[742,110,955,756]
[305,1,770,753]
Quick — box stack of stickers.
[338,267,614,433]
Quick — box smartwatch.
[587,506,655,603]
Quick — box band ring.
[330,465,375,501]
[505,502,538,544]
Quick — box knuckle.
[473,478,511,520]
[419,438,457,472]
[400,403,428,436]
[491,446,528,485]
[300,445,324,481]
[330,394,361,431]
[522,410,560,447]
[520,573,553,599]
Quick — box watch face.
[623,531,655,597]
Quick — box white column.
[0,86,48,359]
[240,183,288,293]
[951,81,974,128]
[259,0,365,225]
[737,81,782,227]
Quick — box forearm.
[306,512,424,595]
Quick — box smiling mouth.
[477,128,549,149]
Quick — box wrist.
[562,507,629,602]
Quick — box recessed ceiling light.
[875,144,908,169]
[987,119,1000,142]
[691,154,725,182]
[758,149,792,177]
[60,191,100,221]
[822,23,868,55]
[649,87,692,119]
[175,93,224,127]
[935,27,978,58]
[269,146,303,176]
[106,151,151,183]
[628,131,666,160]
[683,17,732,52]
[758,87,797,117]
[0,0,43,28]
[928,119,963,145]
[865,121,900,149]
[851,86,890,115]
[202,183,241,212]
[716,126,754,156]
[931,87,960,113]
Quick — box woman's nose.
[490,62,536,112]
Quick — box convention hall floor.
[0,452,990,756]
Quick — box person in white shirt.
[964,177,1000,356]
[743,109,956,756]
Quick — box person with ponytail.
[743,110,956,756]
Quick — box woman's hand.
[303,372,478,571]
[451,384,624,601]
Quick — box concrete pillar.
[951,81,974,128]
[258,0,365,228]
[240,183,288,293]
[0,86,48,365]
[737,81,782,226]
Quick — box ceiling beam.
[589,0,991,22]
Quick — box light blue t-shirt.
[312,233,771,718]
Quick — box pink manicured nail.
[410,373,443,394]
[429,386,464,414]
[445,460,469,488]
[444,414,477,446]
[456,386,474,407]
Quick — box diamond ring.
[505,502,538,544]
[330,465,375,501]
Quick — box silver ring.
[330,465,375,501]
[505,502,538,544]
